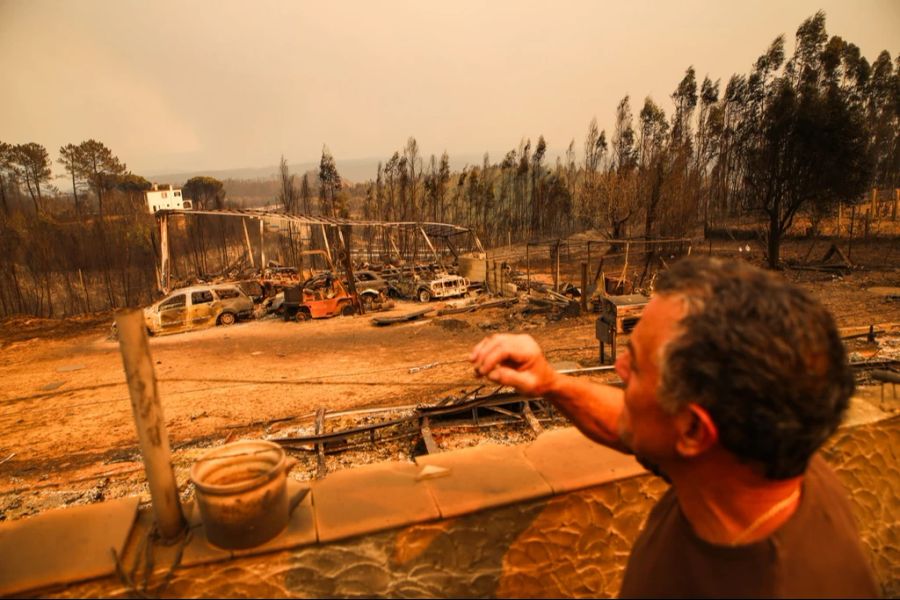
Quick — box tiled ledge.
[1,395,894,597]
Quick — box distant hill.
[144,152,503,187]
[148,159,367,187]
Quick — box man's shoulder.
[773,454,879,597]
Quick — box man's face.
[614,295,685,466]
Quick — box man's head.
[616,256,853,480]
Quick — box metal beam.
[242,217,255,268]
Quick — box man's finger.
[485,365,538,394]
[476,343,524,376]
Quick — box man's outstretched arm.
[470,333,630,454]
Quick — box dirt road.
[0,300,604,520]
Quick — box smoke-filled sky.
[1,0,897,178]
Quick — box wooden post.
[619,242,630,291]
[340,225,363,314]
[552,241,560,292]
[848,204,856,262]
[587,241,592,278]
[871,188,877,218]
[115,309,185,541]
[894,189,899,221]
[837,202,843,236]
[159,213,170,293]
[242,218,255,268]
[321,225,332,265]
[259,219,266,268]
[580,262,588,312]
[525,244,531,291]
[78,268,92,313]
[611,328,617,363]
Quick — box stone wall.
[44,416,898,598]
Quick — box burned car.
[140,284,254,335]
[350,270,400,307]
[394,271,471,303]
[283,272,357,321]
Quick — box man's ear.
[675,403,718,457]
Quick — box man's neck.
[668,451,804,546]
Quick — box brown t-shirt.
[619,455,879,598]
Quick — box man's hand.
[469,333,559,396]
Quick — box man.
[470,256,878,598]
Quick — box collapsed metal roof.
[160,208,474,238]
[155,209,484,292]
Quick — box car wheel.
[218,312,236,326]
[361,294,376,310]
[340,303,356,316]
[296,309,311,322]
[418,288,432,303]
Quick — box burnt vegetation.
[0,12,897,319]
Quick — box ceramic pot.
[190,440,298,549]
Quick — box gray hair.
[652,256,853,479]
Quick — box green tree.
[581,118,607,228]
[437,152,451,223]
[115,173,152,212]
[867,50,899,189]
[612,96,637,172]
[636,97,667,244]
[423,155,438,222]
[404,137,421,221]
[300,173,312,214]
[374,163,384,220]
[743,12,872,267]
[671,66,698,147]
[71,139,126,217]
[0,142,14,216]
[277,156,298,213]
[183,176,225,209]
[318,146,342,218]
[383,153,399,220]
[58,143,84,215]
[397,155,409,221]
[530,136,547,235]
[13,143,52,214]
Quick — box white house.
[145,184,193,214]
